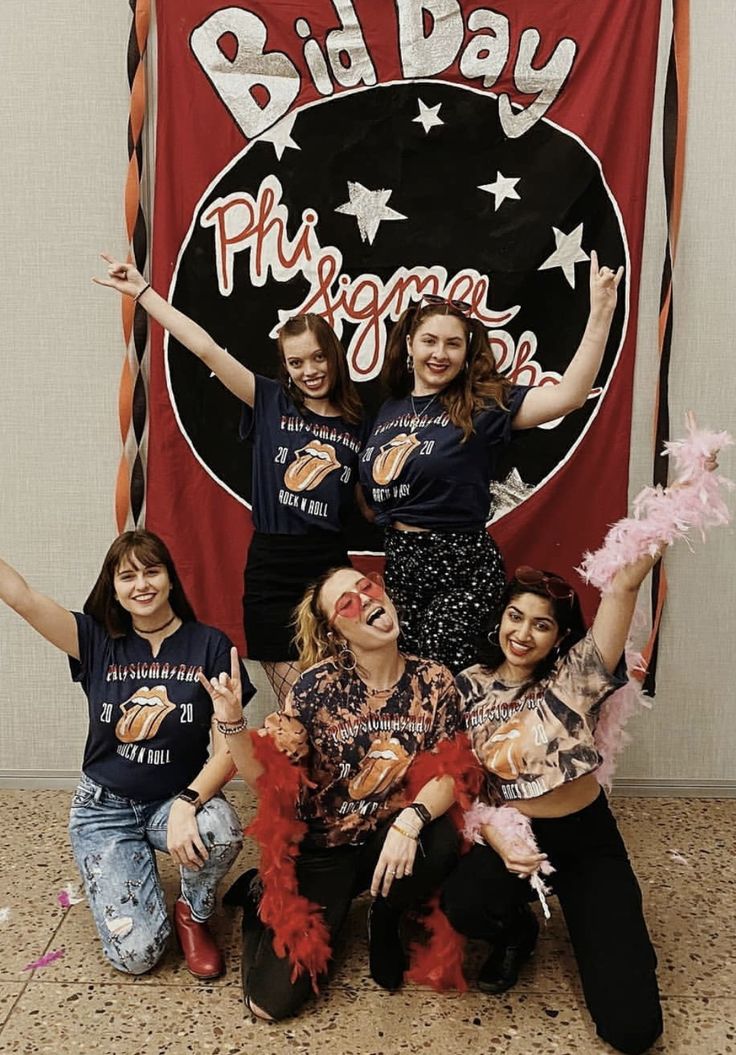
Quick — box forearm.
[409,774,455,820]
[0,558,33,612]
[186,745,237,805]
[554,308,615,410]
[221,729,264,792]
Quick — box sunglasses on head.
[514,566,575,601]
[330,572,385,624]
[420,293,472,315]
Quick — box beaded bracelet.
[134,282,151,302]
[216,716,248,736]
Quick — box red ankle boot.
[174,898,224,980]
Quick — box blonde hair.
[292,566,347,670]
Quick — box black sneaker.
[477,905,539,995]
[367,898,407,991]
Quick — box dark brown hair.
[83,530,196,638]
[276,314,362,425]
[381,302,513,441]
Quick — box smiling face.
[319,568,400,652]
[113,554,173,624]
[281,330,334,402]
[498,592,562,678]
[407,313,468,395]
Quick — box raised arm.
[513,251,623,430]
[197,647,264,790]
[0,556,79,658]
[94,254,256,406]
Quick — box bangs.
[113,534,168,574]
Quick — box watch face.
[178,789,199,805]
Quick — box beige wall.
[0,2,733,790]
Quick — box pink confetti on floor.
[57,891,71,909]
[23,948,65,971]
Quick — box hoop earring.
[406,354,414,372]
[487,624,500,647]
[287,377,293,389]
[337,644,357,672]
[550,643,562,663]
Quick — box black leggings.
[243,815,458,1021]
[384,527,506,674]
[442,794,663,1055]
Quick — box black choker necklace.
[133,613,177,635]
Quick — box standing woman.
[95,257,367,705]
[198,566,471,1021]
[0,530,254,979]
[359,254,623,672]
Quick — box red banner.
[147,0,663,651]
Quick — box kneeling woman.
[0,531,254,978]
[442,555,671,1054]
[200,567,471,1020]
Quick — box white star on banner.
[259,113,300,160]
[335,182,407,245]
[479,171,520,211]
[538,223,589,288]
[413,99,443,134]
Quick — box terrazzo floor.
[0,790,734,1055]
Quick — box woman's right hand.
[481,824,547,878]
[197,646,244,725]
[92,252,148,299]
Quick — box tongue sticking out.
[367,607,393,633]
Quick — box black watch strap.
[176,787,202,811]
[406,802,432,826]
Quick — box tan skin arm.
[370,774,455,897]
[197,647,264,791]
[513,251,624,430]
[94,254,256,406]
[0,556,79,658]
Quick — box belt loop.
[93,784,104,804]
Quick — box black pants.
[442,794,663,1055]
[384,527,506,674]
[243,815,458,1020]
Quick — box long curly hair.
[83,530,196,638]
[381,302,514,441]
[276,313,363,425]
[291,565,355,671]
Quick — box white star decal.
[538,223,589,288]
[479,172,520,211]
[258,113,300,161]
[335,182,407,245]
[413,99,443,134]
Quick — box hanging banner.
[146,0,663,650]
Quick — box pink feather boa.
[465,420,733,914]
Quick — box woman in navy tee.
[359,255,623,672]
[95,256,367,706]
[0,530,254,980]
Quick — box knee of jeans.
[197,799,244,861]
[102,916,170,976]
[596,1004,663,1055]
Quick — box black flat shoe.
[477,905,539,995]
[367,898,407,991]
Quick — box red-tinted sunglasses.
[421,293,471,314]
[514,566,574,601]
[330,572,385,624]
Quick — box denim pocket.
[70,776,99,809]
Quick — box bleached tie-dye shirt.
[456,630,627,803]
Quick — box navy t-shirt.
[69,614,256,802]
[359,387,529,531]
[241,375,366,535]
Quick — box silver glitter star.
[335,181,407,245]
[258,113,300,160]
[413,99,444,134]
[478,171,521,211]
[538,223,589,289]
[489,468,536,521]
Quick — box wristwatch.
[176,787,202,811]
[406,802,432,826]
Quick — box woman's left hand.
[167,799,209,871]
[589,249,624,318]
[371,826,418,898]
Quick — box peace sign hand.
[589,249,624,318]
[197,646,244,725]
[92,252,148,299]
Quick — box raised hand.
[92,252,148,299]
[589,249,624,318]
[197,646,243,726]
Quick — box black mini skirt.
[243,530,349,661]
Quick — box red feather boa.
[245,732,481,992]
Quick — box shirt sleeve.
[67,612,108,692]
[238,373,280,442]
[551,630,628,715]
[477,385,531,446]
[263,684,311,763]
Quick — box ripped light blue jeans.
[68,774,243,975]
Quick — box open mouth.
[366,606,386,627]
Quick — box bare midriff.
[392,521,429,532]
[512,772,601,820]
